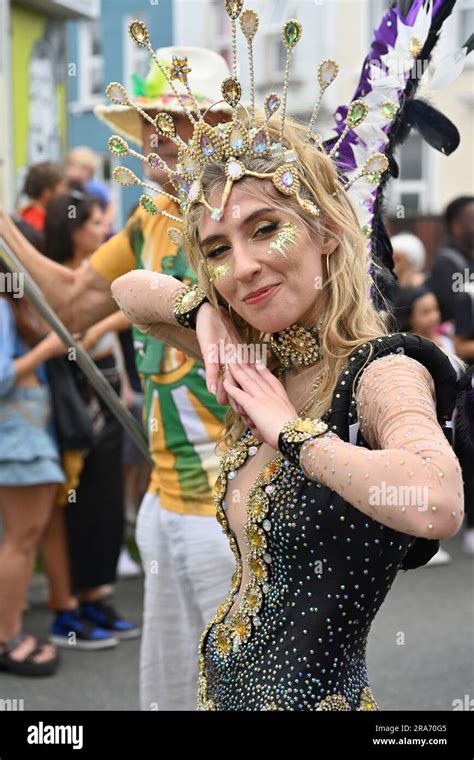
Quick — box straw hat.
[94,46,232,147]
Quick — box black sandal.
[0,631,59,677]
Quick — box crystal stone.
[188,179,201,202]
[240,9,259,40]
[147,153,161,169]
[247,527,264,549]
[173,176,191,196]
[222,77,242,108]
[252,130,268,154]
[180,153,198,175]
[229,127,245,152]
[156,113,176,137]
[108,136,128,156]
[249,558,265,580]
[232,614,249,640]
[346,100,368,128]
[281,171,294,188]
[363,153,388,175]
[106,83,128,105]
[129,20,149,47]
[318,59,338,89]
[200,133,216,157]
[245,589,261,612]
[139,195,158,215]
[225,0,243,20]
[381,100,398,120]
[168,228,182,246]
[216,627,231,655]
[283,19,302,48]
[264,93,281,118]
[226,159,245,179]
[113,167,139,186]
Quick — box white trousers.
[135,492,235,711]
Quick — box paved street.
[1,531,472,712]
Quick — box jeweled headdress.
[105,1,390,224]
[105,0,463,301]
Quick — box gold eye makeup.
[268,222,299,256]
[205,243,230,260]
[252,220,278,237]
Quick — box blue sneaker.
[50,610,119,650]
[80,600,141,640]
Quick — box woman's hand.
[195,302,245,406]
[222,362,298,449]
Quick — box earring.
[228,302,245,328]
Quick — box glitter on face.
[268,222,299,257]
[208,262,230,282]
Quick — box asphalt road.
[1,531,472,712]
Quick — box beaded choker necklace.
[270,322,322,370]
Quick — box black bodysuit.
[197,334,459,711]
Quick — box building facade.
[67,0,173,227]
[0,0,100,209]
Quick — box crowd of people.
[0,153,148,675]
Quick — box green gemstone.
[283,20,302,48]
[109,137,128,156]
[381,101,398,120]
[365,172,380,185]
[140,196,158,215]
[347,101,368,128]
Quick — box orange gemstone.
[246,526,265,549]
[216,626,232,655]
[245,586,262,612]
[232,613,249,640]
[248,492,268,520]
[249,557,266,580]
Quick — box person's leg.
[178,513,235,708]
[183,514,235,629]
[0,484,57,663]
[135,493,200,710]
[41,505,77,611]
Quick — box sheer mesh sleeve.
[299,353,464,539]
[111,270,203,362]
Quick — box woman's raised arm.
[111,270,204,363]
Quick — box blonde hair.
[66,146,101,173]
[184,113,391,449]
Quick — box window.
[123,12,150,92]
[78,18,104,105]
[386,132,433,217]
[267,33,287,76]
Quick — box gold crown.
[106,1,391,232]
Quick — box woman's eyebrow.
[199,207,276,248]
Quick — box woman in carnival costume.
[112,0,473,710]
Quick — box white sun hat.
[94,46,232,147]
